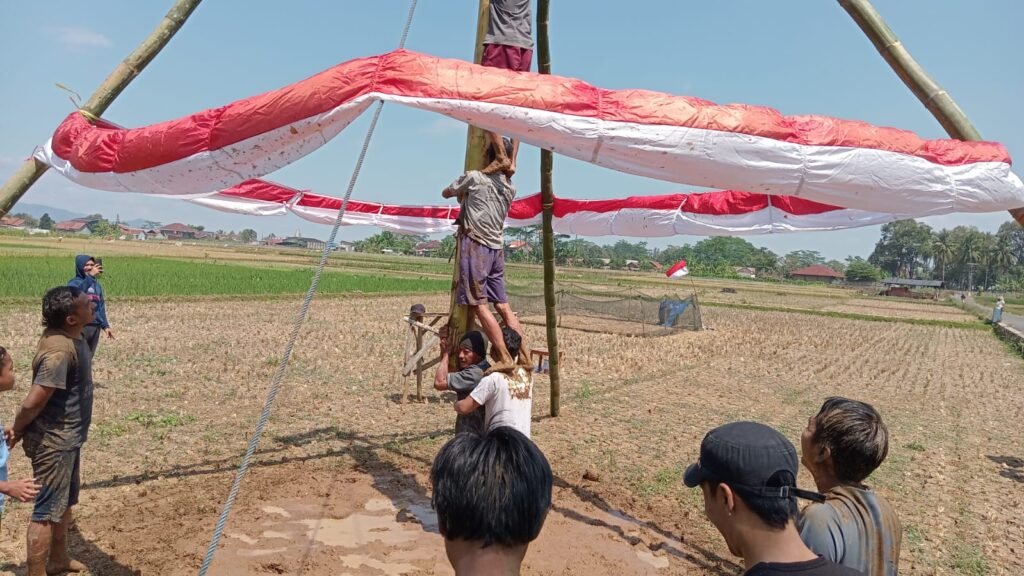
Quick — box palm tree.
[931,230,954,283]
[990,235,1018,282]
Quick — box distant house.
[789,265,844,283]
[0,216,27,229]
[279,236,326,251]
[117,223,146,240]
[507,240,533,253]
[624,259,641,271]
[144,229,165,240]
[331,240,355,252]
[55,219,93,235]
[648,261,663,271]
[881,277,944,299]
[159,223,199,240]
[414,240,443,256]
[735,266,757,279]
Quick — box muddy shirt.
[446,171,515,250]
[799,485,901,576]
[470,367,533,437]
[746,557,864,575]
[484,0,533,49]
[26,329,94,450]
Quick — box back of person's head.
[42,286,83,329]
[501,327,522,361]
[707,472,799,529]
[431,426,552,548]
[812,397,889,484]
[0,345,11,391]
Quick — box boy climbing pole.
[443,138,527,374]
[479,0,533,176]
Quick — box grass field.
[0,236,1018,575]
[0,255,448,299]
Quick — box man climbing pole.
[479,0,533,176]
[443,138,528,374]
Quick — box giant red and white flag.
[182,179,913,236]
[33,50,1024,218]
[666,260,689,278]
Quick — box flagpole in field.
[0,0,204,218]
[837,0,1024,227]
[537,0,562,417]
[444,1,492,372]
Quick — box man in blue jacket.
[68,255,114,355]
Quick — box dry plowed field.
[0,293,1020,575]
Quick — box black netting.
[506,285,702,336]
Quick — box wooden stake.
[537,0,561,417]
[447,0,491,368]
[0,0,204,217]
[837,0,1024,226]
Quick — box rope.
[197,2,418,573]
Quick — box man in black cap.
[434,330,489,434]
[683,422,862,576]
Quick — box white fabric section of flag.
[666,260,689,278]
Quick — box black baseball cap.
[683,422,823,502]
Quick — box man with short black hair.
[799,397,901,576]
[435,330,490,434]
[683,421,861,576]
[431,426,552,576]
[7,286,95,576]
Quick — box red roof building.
[789,265,844,283]
[55,220,93,234]
[0,216,27,228]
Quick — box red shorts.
[481,44,533,72]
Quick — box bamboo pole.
[447,0,491,368]
[0,0,203,218]
[837,0,1024,227]
[537,0,561,417]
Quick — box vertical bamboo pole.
[447,0,491,368]
[537,0,561,417]
[0,0,204,217]
[837,0,1024,226]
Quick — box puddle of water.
[261,506,291,517]
[636,550,670,569]
[339,554,419,576]
[402,502,439,532]
[301,514,421,548]
[365,498,398,512]
[226,532,259,546]
[237,547,290,558]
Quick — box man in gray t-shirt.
[799,397,901,576]
[443,139,528,374]
[434,331,490,434]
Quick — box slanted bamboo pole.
[537,0,561,417]
[838,0,1024,226]
[447,0,492,368]
[0,0,204,217]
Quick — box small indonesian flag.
[666,259,689,278]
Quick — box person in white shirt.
[455,327,533,438]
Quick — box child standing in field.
[0,346,42,529]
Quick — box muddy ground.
[0,294,1021,575]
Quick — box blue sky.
[1,1,1021,259]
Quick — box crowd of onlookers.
[430,324,900,576]
[0,256,902,576]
